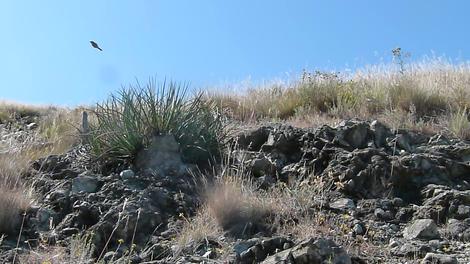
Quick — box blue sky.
[0,1,469,105]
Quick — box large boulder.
[403,219,440,240]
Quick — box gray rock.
[403,219,440,240]
[202,250,215,259]
[329,198,355,211]
[391,241,432,257]
[35,208,54,231]
[374,208,393,220]
[236,127,271,151]
[119,169,135,180]
[353,223,365,235]
[445,218,470,241]
[396,133,413,152]
[335,121,370,149]
[370,120,390,148]
[26,122,38,130]
[233,238,260,256]
[422,253,458,264]
[134,135,187,175]
[262,238,351,264]
[251,157,276,177]
[456,205,470,220]
[71,175,99,193]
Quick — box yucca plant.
[89,79,226,166]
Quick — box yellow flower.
[118,239,124,244]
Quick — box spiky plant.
[89,79,226,166]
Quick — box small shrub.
[448,107,470,140]
[89,79,226,166]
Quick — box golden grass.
[38,107,84,155]
[0,151,32,235]
[209,58,470,139]
[205,175,269,233]
[175,164,269,256]
[447,107,470,140]
[0,101,48,122]
[173,206,224,257]
[19,234,95,264]
[0,103,85,237]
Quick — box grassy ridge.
[210,58,470,138]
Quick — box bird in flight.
[90,40,103,51]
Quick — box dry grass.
[173,206,224,257]
[0,103,84,237]
[205,175,270,234]
[0,151,33,235]
[19,234,95,264]
[37,107,84,155]
[447,107,470,140]
[174,164,270,257]
[0,101,47,123]
[210,58,470,139]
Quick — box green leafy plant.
[89,79,226,166]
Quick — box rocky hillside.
[1,117,470,263]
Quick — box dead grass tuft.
[0,151,32,235]
[19,234,95,264]
[173,206,224,257]
[447,107,470,140]
[205,176,270,236]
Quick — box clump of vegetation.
[19,234,95,264]
[0,101,44,123]
[210,56,470,139]
[0,151,32,235]
[37,107,83,155]
[448,107,470,140]
[89,79,226,166]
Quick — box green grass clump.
[90,79,226,166]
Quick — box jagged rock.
[35,207,55,231]
[353,223,365,235]
[329,198,355,211]
[422,253,458,264]
[134,135,188,175]
[391,241,432,257]
[334,120,371,149]
[374,208,393,220]
[34,154,70,172]
[26,122,38,130]
[72,175,99,193]
[236,127,271,151]
[456,205,470,220]
[119,169,135,180]
[261,238,351,264]
[370,120,391,148]
[403,219,440,240]
[261,126,302,159]
[445,219,470,242]
[251,156,276,177]
[12,120,470,263]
